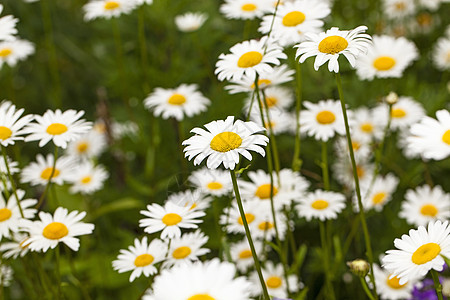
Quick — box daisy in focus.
[296,190,346,221]
[382,0,416,20]
[220,0,272,20]
[182,116,269,170]
[175,12,207,32]
[371,263,418,300]
[0,101,33,147]
[0,39,35,68]
[382,220,450,285]
[0,5,17,42]
[295,26,372,73]
[0,190,37,240]
[83,0,136,21]
[20,154,75,186]
[164,230,210,267]
[373,96,425,131]
[144,84,210,121]
[68,161,109,195]
[20,207,95,252]
[432,37,450,71]
[188,168,232,197]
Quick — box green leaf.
[89,198,142,220]
[235,164,251,175]
[295,287,309,300]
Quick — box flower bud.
[347,259,370,277]
[385,92,398,105]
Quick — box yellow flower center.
[42,222,69,240]
[0,126,12,140]
[167,93,186,105]
[420,204,438,217]
[360,123,373,133]
[0,208,12,222]
[282,11,306,27]
[311,200,329,210]
[172,246,192,259]
[394,2,406,11]
[356,166,365,178]
[352,141,360,150]
[238,249,252,259]
[318,36,348,54]
[266,276,283,289]
[258,221,274,231]
[251,79,272,89]
[241,3,257,11]
[262,97,277,108]
[40,167,60,180]
[372,192,386,204]
[316,110,336,124]
[0,48,12,57]
[207,182,223,190]
[188,295,215,300]
[81,176,92,184]
[134,254,154,267]
[417,13,432,26]
[104,1,120,10]
[373,56,396,71]
[237,213,255,225]
[210,132,242,152]
[77,142,89,153]
[391,108,406,118]
[46,123,68,135]
[386,275,406,289]
[237,51,263,68]
[255,184,278,200]
[442,130,450,145]
[411,242,441,265]
[161,213,182,226]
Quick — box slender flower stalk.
[292,57,303,171]
[431,270,444,300]
[36,147,59,209]
[319,221,336,300]
[262,91,281,185]
[137,5,150,93]
[1,146,24,217]
[359,277,376,300]
[321,141,330,190]
[55,245,62,298]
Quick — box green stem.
[36,147,59,209]
[359,277,376,300]
[320,221,336,300]
[431,270,443,300]
[55,246,62,299]
[262,90,281,186]
[292,58,303,171]
[321,141,330,190]
[138,6,150,93]
[1,146,24,217]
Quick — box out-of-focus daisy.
[221,200,262,235]
[20,207,95,252]
[183,116,269,170]
[134,0,153,6]
[399,185,450,227]
[164,230,210,267]
[250,261,299,298]
[188,168,232,197]
[350,107,384,142]
[295,26,372,73]
[0,39,34,68]
[407,109,450,160]
[220,0,272,20]
[432,37,450,71]
[0,102,33,147]
[296,190,346,221]
[0,156,19,176]
[359,173,399,212]
[0,233,31,259]
[244,86,294,113]
[167,190,212,212]
[382,220,450,285]
[111,120,138,139]
[333,157,375,188]
[0,265,12,287]
[250,108,296,135]
[0,5,18,42]
[334,135,372,161]
[251,205,287,240]
[139,201,205,239]
[146,258,252,300]
[68,161,109,195]
[112,236,166,282]
[259,0,331,47]
[373,96,425,131]
[0,190,37,240]
[230,238,263,272]
[371,264,418,300]
[20,154,75,186]
[382,0,416,19]
[83,0,136,21]
[144,84,210,121]
[66,130,107,160]
[215,37,286,82]
[356,35,418,80]
[24,109,92,149]
[417,0,441,11]
[175,12,207,32]
[300,99,348,141]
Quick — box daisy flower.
[24,109,92,149]
[230,238,263,272]
[296,190,346,221]
[300,99,349,141]
[350,107,384,142]
[417,0,441,11]
[250,261,299,298]
[144,84,210,121]
[175,12,207,32]
[432,37,450,71]
[0,155,19,176]
[0,102,33,147]
[373,96,425,131]
[0,5,17,42]
[139,201,205,239]
[382,220,450,285]
[250,108,295,135]
[182,116,269,170]
[371,263,418,300]
[66,129,107,160]
[0,190,37,240]
[220,0,273,20]
[215,37,287,82]
[188,168,232,197]
[407,109,450,160]
[399,185,450,227]
[146,258,252,300]
[167,190,212,212]
[0,265,12,287]
[251,204,287,240]
[0,39,35,68]
[382,0,416,19]
[83,0,136,21]
[355,35,418,80]
[20,207,94,252]
[20,154,75,186]
[0,233,31,259]
[359,173,399,212]
[295,26,372,73]
[259,0,331,47]
[164,230,210,267]
[134,0,153,5]
[244,86,295,113]
[68,161,109,195]
[333,156,375,188]
[334,135,372,161]
[221,200,262,235]
[112,236,166,282]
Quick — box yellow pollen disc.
[417,13,432,26]
[40,167,60,180]
[263,97,277,108]
[386,275,406,289]
[172,246,192,259]
[162,213,182,226]
[167,93,186,105]
[0,208,12,222]
[420,204,438,217]
[282,11,306,27]
[46,123,68,135]
[442,130,450,145]
[361,123,373,133]
[42,222,69,240]
[266,276,283,289]
[210,132,242,152]
[311,200,329,210]
[237,51,263,68]
[318,36,349,54]
[258,221,274,231]
[391,108,406,118]
[0,48,12,57]
[373,56,396,71]
[207,182,223,190]
[255,184,278,200]
[394,2,406,11]
[134,254,154,267]
[372,192,386,204]
[0,126,12,140]
[316,110,336,124]
[237,213,255,225]
[241,3,257,11]
[81,176,92,184]
[352,141,360,150]
[77,142,89,153]
[104,1,120,10]
[411,242,441,265]
[239,249,252,259]
[251,78,272,89]
[187,294,215,300]
[356,166,365,178]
